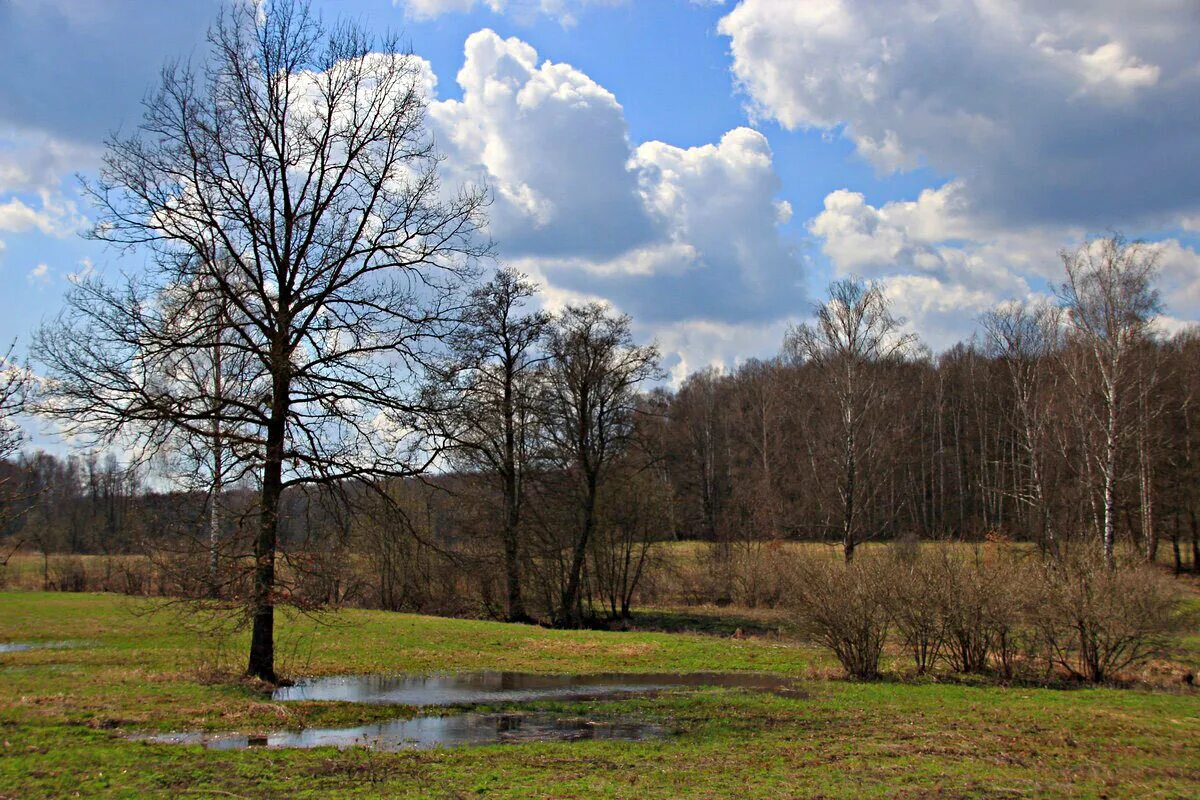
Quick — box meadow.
[2,590,1199,799]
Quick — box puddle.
[137,712,666,751]
[139,672,798,753]
[0,641,79,653]
[272,671,798,706]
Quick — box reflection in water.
[0,641,79,653]
[138,672,801,752]
[138,712,666,751]
[272,671,798,706]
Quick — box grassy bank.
[1,592,1198,799]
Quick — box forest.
[4,238,1197,624]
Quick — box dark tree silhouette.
[424,267,550,622]
[33,0,487,681]
[542,303,661,626]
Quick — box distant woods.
[5,232,1198,629]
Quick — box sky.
[2,0,1200,398]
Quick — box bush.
[1031,551,1182,682]
[931,550,1032,675]
[791,555,892,679]
[48,555,88,592]
[888,553,945,674]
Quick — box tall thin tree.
[543,303,661,626]
[785,278,918,562]
[426,267,549,622]
[1058,235,1161,563]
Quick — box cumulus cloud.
[808,183,1064,348]
[430,30,657,260]
[807,181,1200,350]
[648,317,790,387]
[1153,238,1200,323]
[718,0,1200,227]
[427,31,804,373]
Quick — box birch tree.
[1058,235,1161,563]
[785,278,918,562]
[981,300,1062,553]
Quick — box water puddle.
[138,712,666,751]
[138,672,798,753]
[0,641,80,653]
[272,671,798,706]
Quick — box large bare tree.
[785,278,918,561]
[33,1,487,681]
[1058,235,1161,563]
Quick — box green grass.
[2,591,1199,799]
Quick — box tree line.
[665,237,1196,573]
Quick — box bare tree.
[0,342,24,465]
[785,278,918,561]
[33,1,487,681]
[425,267,549,622]
[0,341,29,564]
[542,303,661,626]
[1058,235,1161,563]
[981,301,1062,553]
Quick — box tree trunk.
[1191,511,1200,574]
[1102,396,1119,564]
[558,472,597,626]
[247,368,288,683]
[502,477,527,623]
[843,427,857,563]
[1172,515,1182,575]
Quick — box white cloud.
[0,130,99,195]
[428,30,805,349]
[809,184,1065,348]
[397,0,622,25]
[1153,238,1200,323]
[626,127,803,319]
[430,30,657,260]
[718,0,1200,227]
[648,317,789,387]
[413,31,806,373]
[0,191,86,237]
[26,262,50,285]
[807,182,1200,350]
[67,256,94,283]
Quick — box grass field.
[1,591,1199,799]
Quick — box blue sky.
[2,0,1199,392]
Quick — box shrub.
[1031,551,1182,682]
[931,551,996,674]
[791,555,892,679]
[888,553,945,674]
[48,555,88,592]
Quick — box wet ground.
[139,671,800,752]
[272,670,800,706]
[138,712,667,751]
[0,641,79,653]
